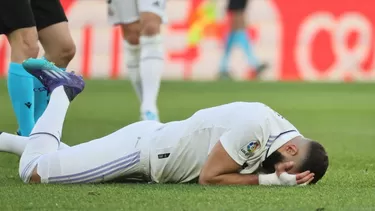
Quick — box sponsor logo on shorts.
[158,153,170,159]
[25,102,32,109]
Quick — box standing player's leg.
[31,0,76,122]
[33,0,75,69]
[0,0,40,136]
[108,0,164,121]
[138,0,166,121]
[120,22,144,103]
[220,0,267,79]
[108,0,143,115]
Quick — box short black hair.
[299,141,329,184]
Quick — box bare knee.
[45,41,76,68]
[121,22,140,45]
[140,13,162,36]
[20,166,41,184]
[7,27,39,63]
[29,166,41,183]
[38,22,76,67]
[58,41,76,65]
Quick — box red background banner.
[0,0,374,81]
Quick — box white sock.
[30,86,70,139]
[139,34,164,114]
[0,132,70,156]
[19,86,70,183]
[0,132,28,155]
[124,40,142,102]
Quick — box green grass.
[0,80,374,211]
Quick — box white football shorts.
[108,0,167,25]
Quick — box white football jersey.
[148,102,301,183]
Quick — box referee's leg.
[227,0,248,30]
[31,0,76,123]
[0,0,40,137]
[220,0,249,76]
[32,0,76,69]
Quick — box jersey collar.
[262,130,302,161]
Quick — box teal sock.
[33,79,48,122]
[234,30,260,67]
[220,31,236,73]
[7,62,35,136]
[33,58,66,122]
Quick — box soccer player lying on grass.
[0,59,329,185]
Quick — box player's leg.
[138,0,166,121]
[18,61,84,183]
[0,132,33,156]
[30,121,154,184]
[34,0,75,69]
[220,0,249,77]
[121,23,144,103]
[108,0,143,111]
[17,65,153,184]
[0,132,70,156]
[25,119,161,184]
[220,0,266,78]
[31,0,76,122]
[0,0,40,136]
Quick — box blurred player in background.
[0,0,76,136]
[219,0,267,79]
[108,0,166,121]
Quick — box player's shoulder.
[228,101,270,117]
[224,102,270,130]
[224,101,269,110]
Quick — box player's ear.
[285,144,298,156]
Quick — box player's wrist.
[278,172,297,186]
[258,172,281,185]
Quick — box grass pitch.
[0,80,374,211]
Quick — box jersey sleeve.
[220,121,265,166]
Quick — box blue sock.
[220,31,236,73]
[7,63,35,136]
[33,79,48,122]
[234,30,260,68]
[33,58,66,122]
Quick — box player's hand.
[275,161,315,185]
[295,170,315,185]
[275,161,294,176]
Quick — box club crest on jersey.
[240,141,260,157]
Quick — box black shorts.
[227,0,249,12]
[0,0,68,35]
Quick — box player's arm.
[199,142,314,185]
[199,122,265,185]
[199,141,259,185]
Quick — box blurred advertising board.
[0,0,374,81]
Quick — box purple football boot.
[22,58,85,102]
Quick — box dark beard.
[260,151,285,174]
